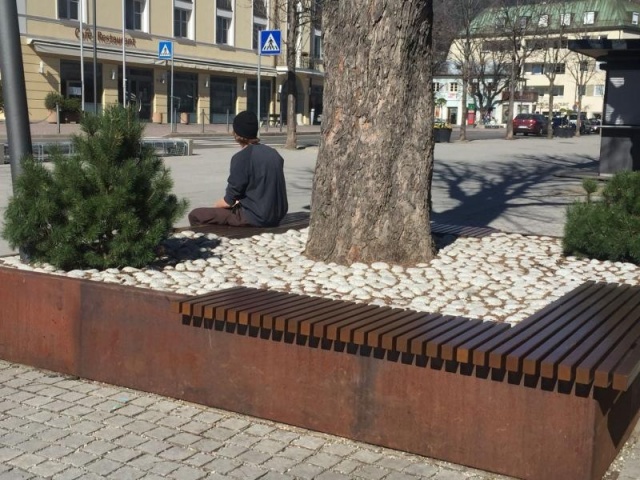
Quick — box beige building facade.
[3,0,323,125]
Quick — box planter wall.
[434,128,452,143]
[0,266,637,480]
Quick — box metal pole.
[170,55,174,133]
[93,0,98,114]
[201,108,205,133]
[122,0,127,107]
[257,52,261,135]
[0,0,31,185]
[80,0,85,112]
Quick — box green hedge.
[563,172,640,264]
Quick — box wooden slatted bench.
[174,211,500,239]
[171,281,640,480]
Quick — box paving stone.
[385,471,428,480]
[278,445,314,462]
[83,439,116,456]
[58,433,92,449]
[145,426,178,440]
[167,432,201,446]
[37,444,74,460]
[184,452,216,468]
[44,400,75,413]
[204,457,240,475]
[67,420,102,435]
[84,458,123,476]
[148,460,181,476]
[260,455,299,473]
[192,411,225,424]
[15,438,50,453]
[215,444,248,458]
[107,465,146,480]
[258,472,295,480]
[236,449,271,465]
[137,439,172,455]
[158,416,191,429]
[180,420,212,435]
[166,465,207,480]
[190,438,223,453]
[351,449,384,464]
[28,459,68,477]
[306,452,342,469]
[403,462,440,477]
[227,463,268,480]
[243,424,276,437]
[8,452,47,469]
[114,433,148,448]
[352,464,390,479]
[315,471,352,480]
[0,467,33,479]
[286,462,326,479]
[105,446,143,463]
[228,433,261,448]
[52,466,86,480]
[252,438,287,455]
[0,447,21,462]
[292,434,328,451]
[92,426,126,442]
[333,458,364,475]
[38,428,71,443]
[124,420,156,434]
[203,427,235,442]
[217,418,251,432]
[375,455,414,471]
[61,450,98,467]
[159,446,195,461]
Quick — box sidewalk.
[0,120,321,141]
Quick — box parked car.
[587,118,601,133]
[512,113,549,136]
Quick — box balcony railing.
[276,54,324,71]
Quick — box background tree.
[305,1,436,265]
[491,0,543,139]
[566,49,599,137]
[273,0,321,150]
[448,0,490,140]
[469,42,510,122]
[537,2,571,138]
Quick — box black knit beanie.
[233,111,259,139]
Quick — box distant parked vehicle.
[512,113,548,136]
[587,119,601,133]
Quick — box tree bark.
[305,1,436,265]
[284,0,298,150]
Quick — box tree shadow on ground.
[431,153,599,233]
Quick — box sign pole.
[257,52,261,135]
[121,0,126,107]
[170,55,174,133]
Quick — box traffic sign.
[259,30,281,56]
[158,41,173,60]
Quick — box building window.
[312,30,322,59]
[58,0,86,21]
[253,0,268,50]
[583,11,595,25]
[518,16,529,30]
[174,1,194,39]
[216,0,233,45]
[594,84,605,96]
[579,60,591,72]
[560,13,571,26]
[174,9,190,38]
[551,85,564,96]
[633,12,639,25]
[126,0,148,32]
[209,76,237,124]
[554,63,566,74]
[433,82,442,93]
[538,14,549,28]
[449,83,459,92]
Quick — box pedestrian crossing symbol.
[259,30,281,56]
[158,41,173,60]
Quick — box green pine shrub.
[563,171,640,264]
[2,105,188,270]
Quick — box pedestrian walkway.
[0,359,509,480]
[0,120,321,142]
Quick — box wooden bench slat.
[231,292,312,326]
[517,283,625,376]
[251,296,336,329]
[176,287,246,316]
[336,309,415,344]
[613,344,640,391]
[352,310,427,347]
[591,305,640,388]
[423,318,483,358]
[299,304,381,338]
[458,323,512,364]
[380,313,444,351]
[274,301,362,334]
[405,316,465,356]
[562,288,640,384]
[325,307,400,342]
[203,288,277,320]
[539,285,634,380]
[310,305,386,339]
[189,289,256,318]
[440,321,499,361]
[470,282,595,367]
[487,282,608,370]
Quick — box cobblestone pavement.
[0,360,517,480]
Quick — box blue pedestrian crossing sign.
[259,30,281,56]
[158,41,173,60]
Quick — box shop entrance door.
[128,78,153,121]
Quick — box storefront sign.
[75,28,136,48]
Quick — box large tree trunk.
[304,1,436,265]
[284,0,298,150]
[547,88,555,139]
[505,57,517,140]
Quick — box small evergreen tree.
[2,105,188,270]
[564,171,640,264]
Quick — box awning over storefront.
[26,38,277,77]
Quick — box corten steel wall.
[0,266,638,480]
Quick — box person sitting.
[188,111,288,227]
